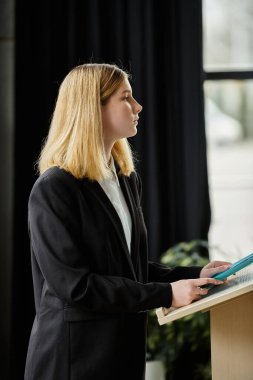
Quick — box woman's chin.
[129,127,138,137]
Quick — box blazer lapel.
[81,179,137,280]
[118,175,140,274]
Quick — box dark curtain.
[9,0,209,378]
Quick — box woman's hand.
[170,277,223,308]
[200,261,231,279]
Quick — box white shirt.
[99,159,132,254]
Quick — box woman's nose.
[135,101,143,114]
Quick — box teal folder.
[212,252,253,281]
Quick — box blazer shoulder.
[34,167,79,187]
[30,167,82,203]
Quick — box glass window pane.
[203,0,253,70]
[204,80,253,260]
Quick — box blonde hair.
[38,63,135,180]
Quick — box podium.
[156,266,253,380]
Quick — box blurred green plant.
[147,240,211,380]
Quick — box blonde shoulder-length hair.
[38,63,135,180]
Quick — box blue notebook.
[212,252,253,281]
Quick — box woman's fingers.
[195,286,208,296]
[171,277,224,308]
[171,281,194,308]
[207,260,232,268]
[200,262,232,278]
[193,277,224,287]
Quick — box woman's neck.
[103,141,114,164]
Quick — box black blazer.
[24,167,201,380]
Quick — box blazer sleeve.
[28,170,173,313]
[148,261,202,283]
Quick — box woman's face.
[101,78,142,147]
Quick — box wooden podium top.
[156,265,253,325]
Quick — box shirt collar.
[99,157,120,187]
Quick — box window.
[202,0,253,261]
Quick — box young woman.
[24,63,230,380]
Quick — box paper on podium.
[156,263,253,325]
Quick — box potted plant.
[146,240,212,380]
